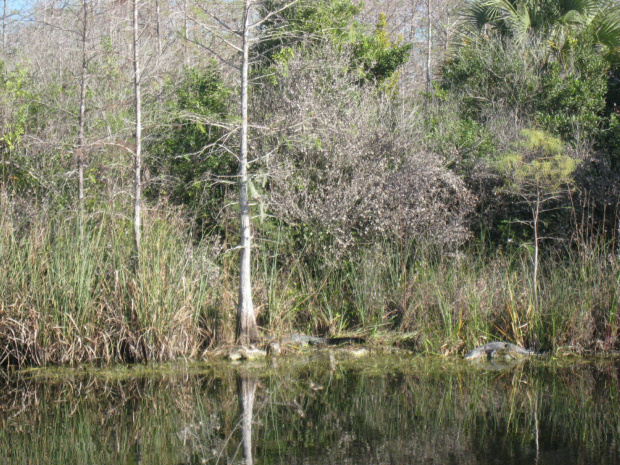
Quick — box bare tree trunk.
[155,0,161,57]
[426,0,432,94]
[532,193,540,306]
[183,0,189,66]
[188,0,298,344]
[236,0,259,345]
[237,374,257,465]
[132,0,142,265]
[77,0,88,218]
[2,0,6,53]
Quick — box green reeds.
[253,234,619,353]
[0,201,219,366]
[2,194,619,366]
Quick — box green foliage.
[3,0,620,363]
[146,65,233,231]
[463,0,620,60]
[425,88,499,172]
[595,65,620,167]
[0,62,44,193]
[493,129,577,245]
[175,66,229,116]
[495,129,577,193]
[442,35,541,120]
[443,0,620,246]
[0,64,26,151]
[256,0,363,59]
[519,128,564,154]
[444,14,611,146]
[350,14,413,84]
[450,0,620,129]
[535,40,609,140]
[603,113,620,167]
[256,1,411,84]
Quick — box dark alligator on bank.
[277,334,366,346]
[464,341,536,361]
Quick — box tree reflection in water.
[0,358,618,465]
[238,374,257,465]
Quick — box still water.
[0,353,618,464]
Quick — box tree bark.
[155,0,162,57]
[426,0,432,94]
[236,0,259,345]
[77,0,88,217]
[132,0,142,265]
[532,191,540,306]
[183,0,189,66]
[2,0,6,53]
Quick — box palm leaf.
[465,0,504,31]
[508,6,532,43]
[555,0,597,18]
[590,10,620,62]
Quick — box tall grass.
[1,193,619,366]
[255,236,620,354]
[0,199,222,366]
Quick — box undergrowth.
[1,199,618,367]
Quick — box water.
[0,353,618,464]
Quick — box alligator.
[275,334,366,347]
[464,341,535,361]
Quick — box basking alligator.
[464,341,535,361]
[276,334,366,346]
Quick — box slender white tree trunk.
[426,0,432,94]
[189,0,298,344]
[183,0,189,66]
[2,0,7,53]
[155,0,161,57]
[532,193,540,306]
[237,0,259,345]
[77,0,88,217]
[132,0,142,264]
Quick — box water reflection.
[0,357,618,465]
[238,374,257,465]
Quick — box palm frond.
[590,9,620,61]
[465,0,503,31]
[555,0,597,18]
[508,6,532,44]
